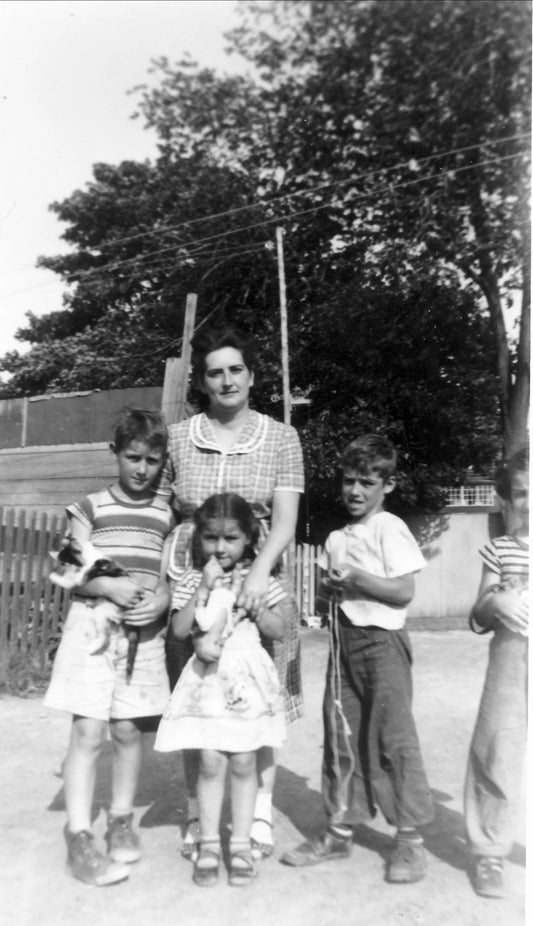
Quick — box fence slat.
[20,512,37,653]
[10,509,26,650]
[39,513,57,664]
[0,508,15,647]
[29,512,49,657]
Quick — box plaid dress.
[156,411,305,722]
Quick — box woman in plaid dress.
[155,326,305,861]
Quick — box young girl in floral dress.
[155,493,287,887]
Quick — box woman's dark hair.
[190,326,256,384]
[191,492,260,568]
[112,407,168,454]
[495,446,529,501]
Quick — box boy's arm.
[328,565,415,606]
[65,514,142,608]
[124,531,176,626]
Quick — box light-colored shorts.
[44,599,170,721]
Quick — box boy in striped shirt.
[45,408,176,887]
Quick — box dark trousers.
[322,610,434,829]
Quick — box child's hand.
[202,556,225,592]
[493,588,529,635]
[103,576,144,609]
[125,587,170,626]
[193,629,223,663]
[328,564,360,593]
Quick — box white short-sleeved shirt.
[319,511,426,630]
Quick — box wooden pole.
[276,227,291,426]
[175,293,197,422]
[161,293,197,424]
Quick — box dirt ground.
[0,629,527,926]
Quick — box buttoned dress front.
[157,410,305,722]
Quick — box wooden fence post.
[161,293,197,425]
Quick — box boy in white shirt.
[282,435,433,883]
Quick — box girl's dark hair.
[191,492,260,568]
[495,446,529,501]
[112,407,168,454]
[341,434,398,480]
[190,326,256,384]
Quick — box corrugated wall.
[0,387,163,511]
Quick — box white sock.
[253,793,272,825]
[187,796,199,825]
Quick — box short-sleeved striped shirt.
[67,488,176,591]
[479,535,529,588]
[171,566,286,615]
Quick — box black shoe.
[471,856,504,898]
[281,831,352,867]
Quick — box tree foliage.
[1,0,529,536]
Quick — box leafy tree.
[1,0,529,536]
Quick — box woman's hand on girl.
[238,560,269,613]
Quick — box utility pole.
[276,226,291,426]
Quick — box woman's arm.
[239,490,300,609]
[254,604,286,641]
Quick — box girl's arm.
[327,565,415,606]
[171,557,225,641]
[239,490,299,610]
[471,564,529,633]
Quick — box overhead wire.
[0,145,528,300]
[0,130,526,283]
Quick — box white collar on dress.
[189,410,269,454]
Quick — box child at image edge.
[464,447,529,899]
[281,434,433,883]
[155,492,287,888]
[44,408,175,886]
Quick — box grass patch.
[0,647,52,697]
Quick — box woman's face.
[201,346,254,415]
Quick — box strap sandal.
[181,818,201,861]
[250,818,274,859]
[192,848,220,887]
[229,851,257,887]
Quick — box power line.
[0,131,526,283]
[0,148,528,300]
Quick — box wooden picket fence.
[0,508,324,665]
[0,508,71,665]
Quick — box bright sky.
[0,0,242,356]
